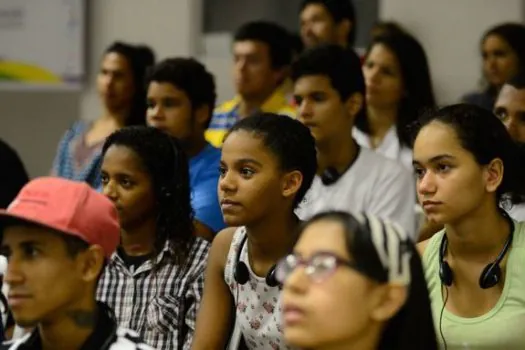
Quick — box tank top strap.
[224,227,247,293]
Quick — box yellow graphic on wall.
[0,61,61,83]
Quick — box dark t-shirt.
[0,139,28,209]
[0,302,154,350]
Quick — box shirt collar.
[111,240,173,272]
[232,84,290,114]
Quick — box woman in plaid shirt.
[97,126,210,350]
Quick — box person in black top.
[0,139,28,209]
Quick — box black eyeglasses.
[275,251,361,284]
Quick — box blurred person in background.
[51,41,155,190]
[299,0,356,49]
[355,32,436,171]
[462,23,525,111]
[494,71,525,220]
[146,58,225,241]
[206,21,295,147]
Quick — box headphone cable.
[439,286,449,350]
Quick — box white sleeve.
[368,165,417,239]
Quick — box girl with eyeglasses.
[192,113,317,350]
[277,211,437,350]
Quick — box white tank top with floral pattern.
[224,227,292,350]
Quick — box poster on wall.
[0,0,86,90]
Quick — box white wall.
[380,0,524,105]
[0,0,201,178]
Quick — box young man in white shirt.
[292,44,417,238]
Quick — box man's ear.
[194,105,212,130]
[78,245,105,283]
[344,92,364,121]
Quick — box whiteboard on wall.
[0,0,86,90]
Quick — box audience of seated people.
[2,3,525,349]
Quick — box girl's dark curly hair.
[102,126,195,266]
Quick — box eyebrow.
[412,154,456,166]
[1,240,44,252]
[294,90,326,98]
[101,169,136,177]
[221,158,263,167]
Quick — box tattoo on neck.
[66,309,97,328]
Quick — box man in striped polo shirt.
[205,21,296,147]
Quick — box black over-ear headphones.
[234,234,280,287]
[439,213,514,289]
[320,167,341,186]
[320,146,361,186]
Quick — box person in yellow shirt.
[206,21,295,147]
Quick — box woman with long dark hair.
[97,126,209,350]
[51,42,155,189]
[414,104,525,348]
[278,210,437,350]
[355,32,436,171]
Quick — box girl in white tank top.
[192,113,318,349]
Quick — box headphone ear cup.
[265,265,280,287]
[479,263,501,289]
[234,261,250,285]
[439,260,453,286]
[320,168,340,186]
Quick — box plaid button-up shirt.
[97,238,210,350]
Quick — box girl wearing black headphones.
[192,113,317,350]
[278,211,437,350]
[414,104,525,349]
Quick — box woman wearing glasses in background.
[277,211,438,350]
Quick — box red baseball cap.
[0,177,120,259]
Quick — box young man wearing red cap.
[0,177,154,350]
